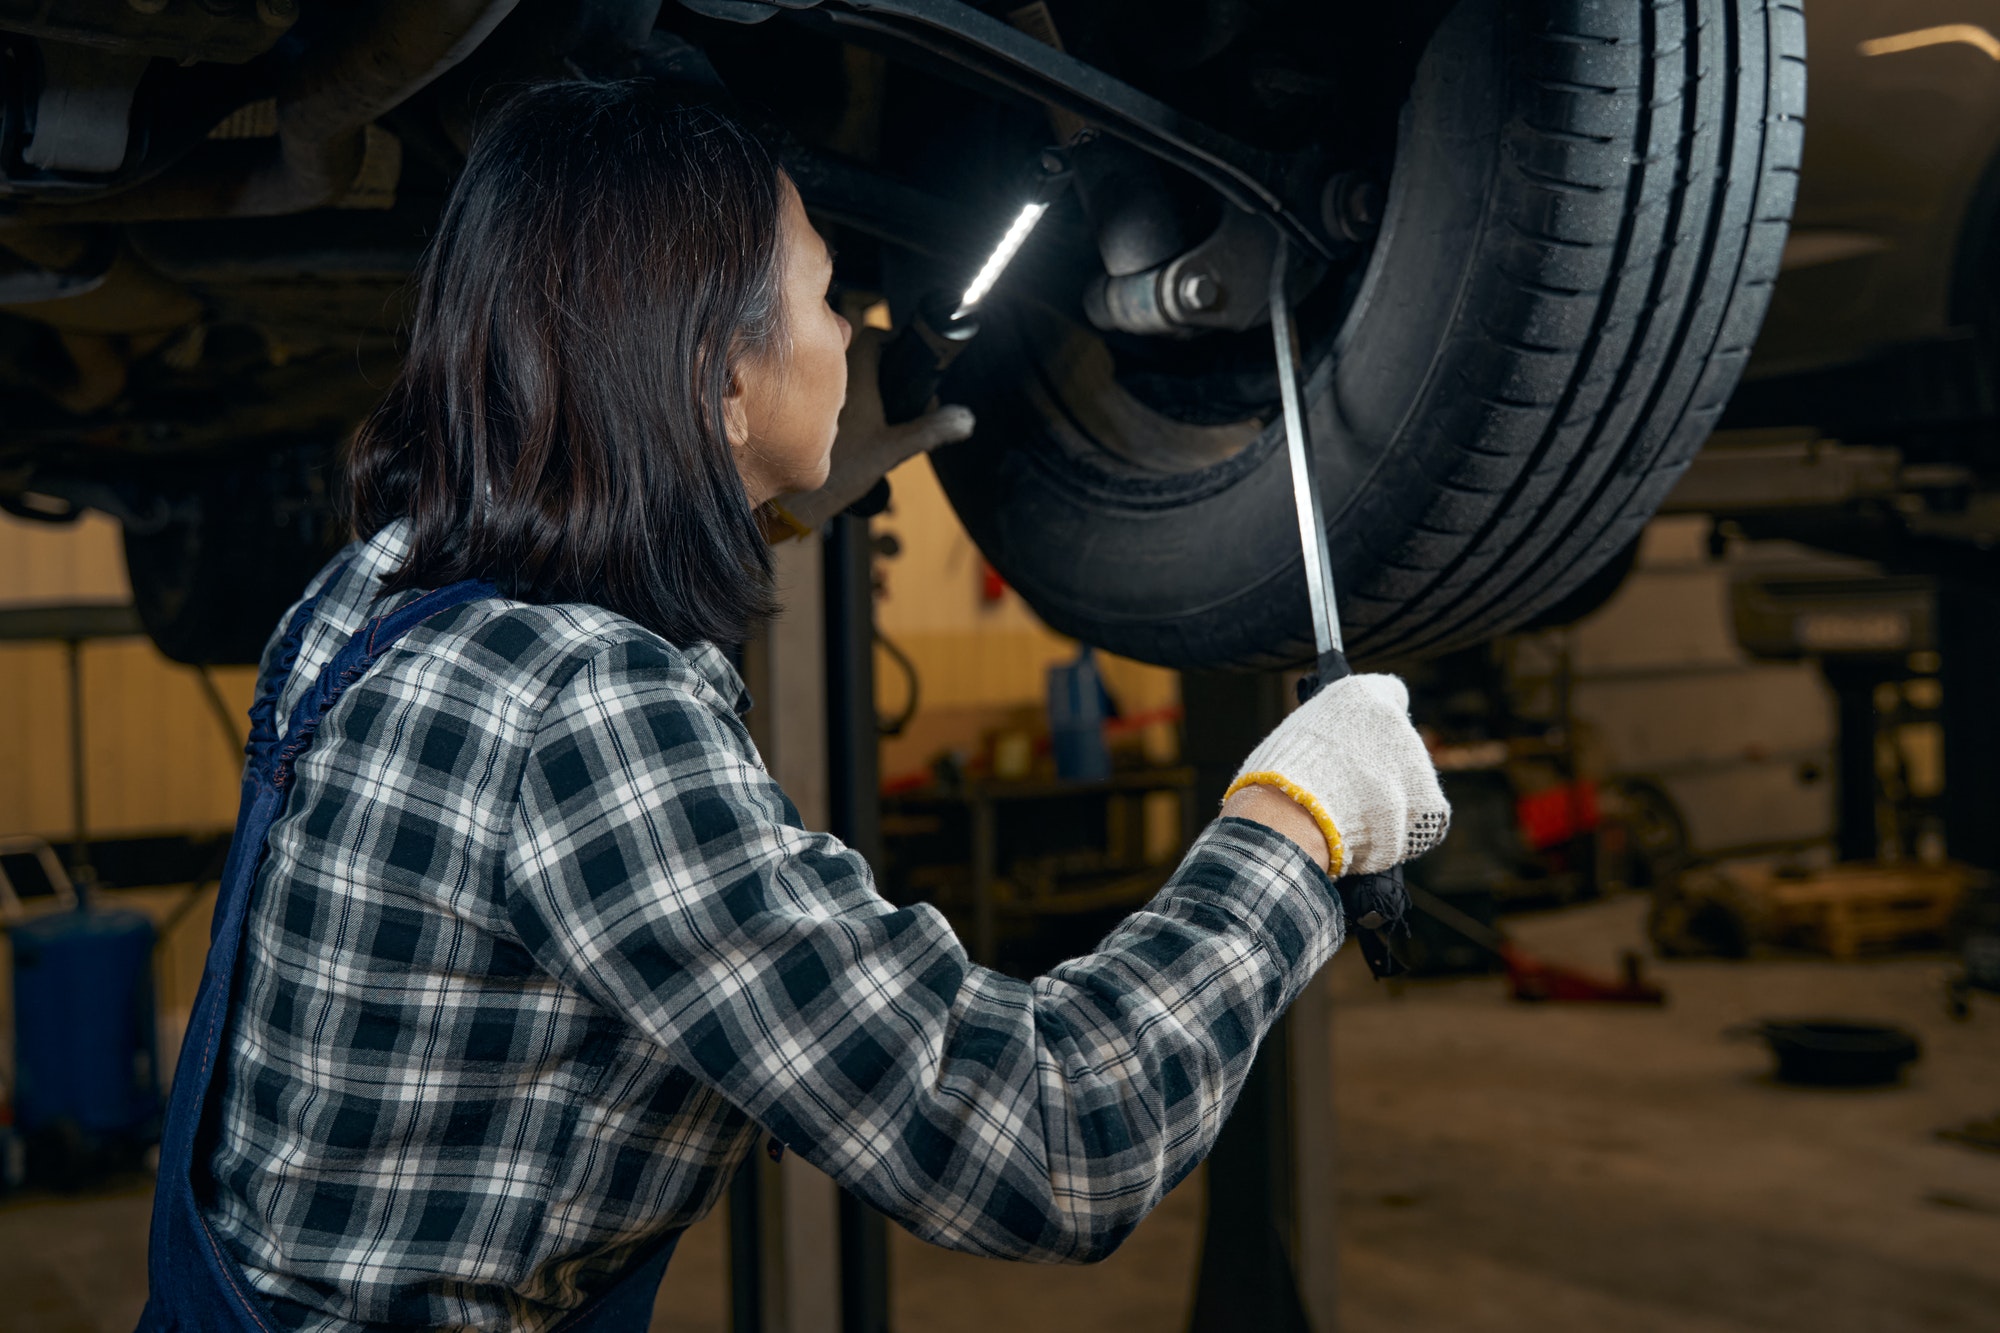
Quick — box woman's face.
[728,175,853,506]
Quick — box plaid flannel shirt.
[205,520,1347,1332]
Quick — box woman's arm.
[501,639,1345,1263]
[1221,783,1332,871]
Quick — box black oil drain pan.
[1750,1019,1922,1087]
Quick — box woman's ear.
[723,365,751,452]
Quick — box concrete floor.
[5,895,1997,1332]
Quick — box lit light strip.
[954,202,1050,319]
[1858,24,2000,61]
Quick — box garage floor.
[6,895,1997,1333]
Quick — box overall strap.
[241,565,351,776]
[140,576,497,1333]
[271,578,497,790]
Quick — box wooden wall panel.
[0,512,252,841]
[871,455,1180,779]
[0,510,128,602]
[75,643,254,836]
[0,644,74,836]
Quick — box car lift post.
[823,511,895,1333]
[729,516,892,1333]
[1941,577,2000,873]
[731,530,838,1333]
[1180,671,1340,1333]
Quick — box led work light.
[953,200,1051,320]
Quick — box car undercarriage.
[0,0,1803,666]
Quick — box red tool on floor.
[1406,884,1666,1004]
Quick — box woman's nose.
[836,312,853,349]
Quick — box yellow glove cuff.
[1223,771,1347,878]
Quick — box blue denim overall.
[139,577,679,1332]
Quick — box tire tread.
[1355,0,1796,658]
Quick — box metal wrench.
[1267,236,1410,977]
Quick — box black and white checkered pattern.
[205,521,1347,1331]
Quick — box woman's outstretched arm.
[501,637,1344,1263]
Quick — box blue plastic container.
[1047,647,1113,782]
[9,908,162,1142]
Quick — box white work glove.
[771,327,976,534]
[1223,673,1450,878]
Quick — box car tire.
[932,0,1803,668]
[123,452,342,666]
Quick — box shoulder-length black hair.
[346,82,783,646]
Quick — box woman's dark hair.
[346,82,785,645]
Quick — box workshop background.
[4,458,1997,1333]
[6,0,2000,1331]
